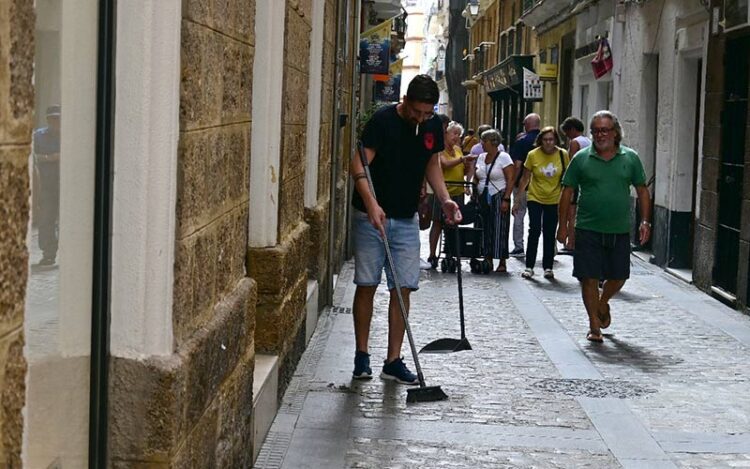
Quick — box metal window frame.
[88,0,116,466]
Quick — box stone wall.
[108,0,258,465]
[249,0,313,398]
[304,0,337,301]
[0,0,33,466]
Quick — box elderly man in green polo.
[556,110,651,343]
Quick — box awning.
[482,55,535,99]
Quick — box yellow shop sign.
[538,63,558,81]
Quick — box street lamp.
[468,0,480,17]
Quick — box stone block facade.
[108,1,259,466]
[0,0,33,466]
[108,279,256,466]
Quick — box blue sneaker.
[380,357,418,385]
[352,351,372,379]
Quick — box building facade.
[0,0,359,466]
[464,0,539,145]
[696,0,750,308]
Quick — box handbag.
[418,194,432,230]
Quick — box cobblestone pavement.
[256,231,750,469]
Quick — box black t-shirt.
[352,105,445,218]
[510,128,539,184]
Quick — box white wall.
[110,0,182,359]
[249,1,286,247]
[615,0,707,211]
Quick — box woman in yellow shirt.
[428,121,474,264]
[513,126,569,279]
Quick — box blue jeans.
[352,210,420,291]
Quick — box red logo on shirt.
[424,132,435,150]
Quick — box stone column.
[0,0,34,466]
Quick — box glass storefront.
[23,0,99,466]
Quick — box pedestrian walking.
[461,128,478,155]
[350,74,462,383]
[514,126,569,279]
[559,116,592,252]
[556,110,651,343]
[472,129,515,272]
[428,120,474,265]
[33,105,62,266]
[509,113,541,256]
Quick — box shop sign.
[523,67,543,101]
[374,59,403,103]
[537,63,558,81]
[360,19,392,75]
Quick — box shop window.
[24,0,98,466]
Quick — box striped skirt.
[480,189,511,260]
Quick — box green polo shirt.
[561,144,646,233]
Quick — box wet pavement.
[256,231,750,469]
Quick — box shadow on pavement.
[586,335,684,373]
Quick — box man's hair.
[480,129,502,147]
[561,117,584,133]
[465,129,475,136]
[437,113,451,127]
[406,74,440,104]
[534,126,562,147]
[589,110,624,145]
[477,124,492,135]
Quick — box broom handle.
[358,143,427,388]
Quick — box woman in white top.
[472,129,515,272]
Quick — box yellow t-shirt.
[524,147,570,204]
[443,145,466,196]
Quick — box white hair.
[447,120,464,135]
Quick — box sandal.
[599,303,611,329]
[495,262,507,273]
[586,331,604,343]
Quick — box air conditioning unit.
[724,0,749,31]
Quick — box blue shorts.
[352,209,421,291]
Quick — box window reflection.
[24,0,96,466]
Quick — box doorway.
[713,36,749,295]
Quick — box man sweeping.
[350,74,462,383]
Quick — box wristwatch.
[640,220,652,227]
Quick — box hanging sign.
[523,67,543,101]
[375,59,403,102]
[359,19,392,75]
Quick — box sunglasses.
[591,127,614,135]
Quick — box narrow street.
[256,233,750,469]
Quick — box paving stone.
[257,231,750,468]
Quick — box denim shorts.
[352,209,421,291]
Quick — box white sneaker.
[521,268,534,279]
[544,269,554,279]
[419,258,431,270]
